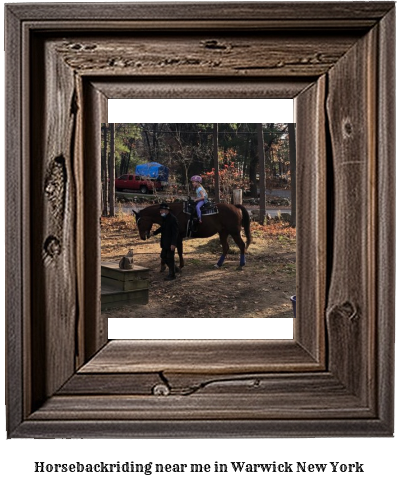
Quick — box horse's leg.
[231,232,246,268]
[215,231,229,268]
[176,236,184,272]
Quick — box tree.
[258,123,266,224]
[114,124,142,176]
[213,123,220,202]
[109,123,115,217]
[100,123,292,203]
[101,123,108,216]
[288,123,296,227]
[140,123,165,161]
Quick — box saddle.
[184,200,219,237]
[183,199,218,216]
[201,201,219,215]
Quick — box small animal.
[119,249,134,269]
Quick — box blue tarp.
[135,162,169,181]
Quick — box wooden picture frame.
[5,2,395,438]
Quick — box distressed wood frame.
[5,2,395,438]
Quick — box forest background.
[101,123,295,204]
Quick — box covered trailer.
[135,162,169,182]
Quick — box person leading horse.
[134,200,252,271]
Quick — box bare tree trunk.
[125,144,133,175]
[213,123,220,203]
[243,132,250,179]
[184,163,190,195]
[152,123,158,160]
[109,123,115,217]
[142,124,153,160]
[258,123,266,224]
[102,123,108,216]
[249,138,258,198]
[288,123,296,227]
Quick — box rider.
[190,175,208,223]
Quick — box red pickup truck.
[115,174,162,194]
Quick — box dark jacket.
[153,212,179,249]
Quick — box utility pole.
[257,123,266,224]
[213,123,220,203]
[288,123,296,227]
[109,123,115,217]
[102,123,108,216]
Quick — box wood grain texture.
[7,2,394,22]
[35,372,374,423]
[79,340,321,374]
[58,372,163,395]
[14,418,390,439]
[326,26,377,404]
[20,19,386,33]
[73,73,85,370]
[60,371,357,397]
[295,75,326,363]
[29,393,371,421]
[5,5,25,436]
[82,81,107,360]
[5,2,395,438]
[91,79,311,100]
[30,37,78,408]
[53,34,360,78]
[376,7,395,432]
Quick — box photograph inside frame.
[100,122,296,330]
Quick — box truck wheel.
[140,186,148,194]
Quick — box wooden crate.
[101,284,149,311]
[101,262,150,310]
[101,262,149,283]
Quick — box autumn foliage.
[251,221,296,240]
[202,149,250,202]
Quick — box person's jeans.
[196,200,205,220]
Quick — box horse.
[133,201,252,270]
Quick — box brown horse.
[133,202,252,270]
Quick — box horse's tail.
[235,204,252,249]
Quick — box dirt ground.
[101,211,296,319]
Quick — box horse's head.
[133,210,153,240]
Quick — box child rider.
[190,175,208,223]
